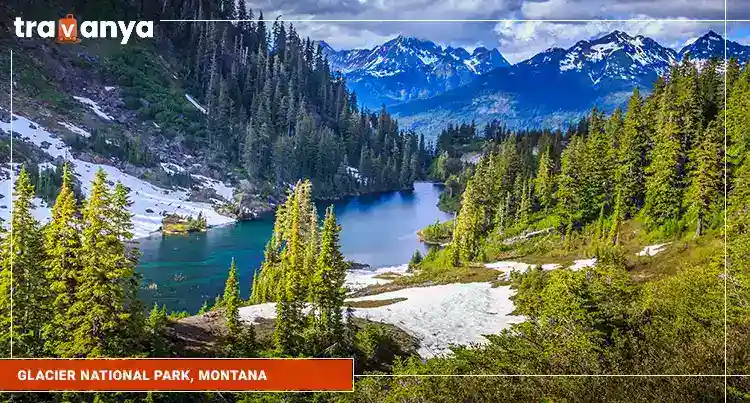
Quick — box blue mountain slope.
[320,36,510,107]
[387,30,749,135]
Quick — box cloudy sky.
[245,0,750,63]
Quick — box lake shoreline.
[135,182,453,313]
[128,184,431,245]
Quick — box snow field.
[58,121,91,138]
[0,112,235,238]
[241,250,670,357]
[0,165,53,224]
[345,263,411,291]
[185,94,207,115]
[238,280,524,359]
[637,243,671,257]
[160,162,186,175]
[191,174,234,201]
[484,260,578,279]
[569,258,597,271]
[73,96,115,121]
[347,283,524,358]
[238,263,524,358]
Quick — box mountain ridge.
[326,30,750,134]
[319,35,510,107]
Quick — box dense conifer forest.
[1,0,750,402]
[3,0,430,201]
[150,0,429,198]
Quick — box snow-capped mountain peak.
[518,30,678,87]
[321,35,510,106]
[324,29,749,115]
[325,35,508,76]
[678,30,750,63]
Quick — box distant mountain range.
[320,30,750,135]
[320,35,509,107]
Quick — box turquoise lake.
[134,182,453,313]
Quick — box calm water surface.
[135,182,452,313]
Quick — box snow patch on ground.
[73,96,114,121]
[569,258,597,271]
[637,243,671,257]
[239,303,278,323]
[2,114,71,159]
[239,282,524,358]
[0,113,235,238]
[38,162,57,172]
[239,252,629,358]
[348,283,524,358]
[58,121,91,138]
[485,261,564,279]
[185,94,207,115]
[0,164,52,229]
[0,166,54,225]
[346,166,360,179]
[160,162,186,175]
[345,264,411,291]
[485,261,531,278]
[68,160,234,239]
[191,174,233,201]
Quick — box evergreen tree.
[273,181,307,354]
[582,108,616,217]
[644,85,684,229]
[673,58,703,158]
[556,135,585,234]
[534,146,555,211]
[110,182,143,343]
[309,206,347,354]
[410,250,423,267]
[686,120,722,237]
[301,197,320,298]
[615,89,648,215]
[70,169,142,357]
[518,177,532,227]
[146,304,168,357]
[727,67,750,171]
[223,258,241,340]
[0,168,47,357]
[608,189,623,246]
[450,178,484,264]
[43,163,82,356]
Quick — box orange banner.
[0,358,353,392]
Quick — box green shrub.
[409,250,423,268]
[420,219,454,244]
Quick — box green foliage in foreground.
[420,218,454,244]
[1,165,145,358]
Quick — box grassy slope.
[354,212,722,300]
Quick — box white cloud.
[520,0,724,20]
[299,23,395,49]
[493,19,724,63]
[244,0,744,60]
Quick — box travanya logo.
[14,15,153,45]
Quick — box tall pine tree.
[43,163,82,356]
[0,168,48,357]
